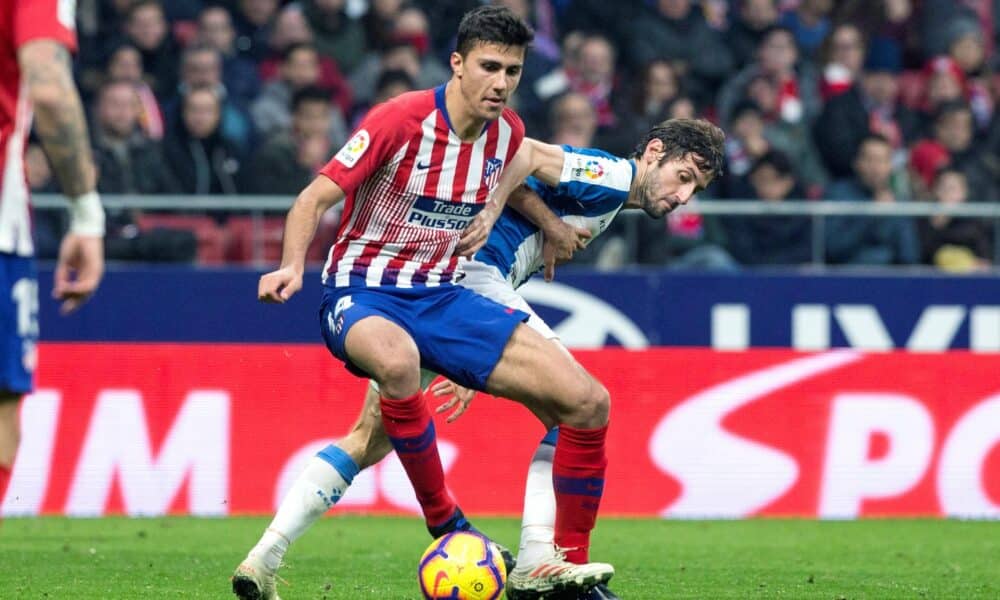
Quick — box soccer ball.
[417,531,507,600]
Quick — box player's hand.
[542,222,590,282]
[258,266,303,303]
[53,233,104,315]
[431,379,476,423]
[456,201,501,258]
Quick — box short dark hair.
[376,69,416,95]
[858,132,891,151]
[282,42,317,63]
[291,86,331,112]
[749,150,794,178]
[632,119,726,178]
[455,5,534,56]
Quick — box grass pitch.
[1,516,998,598]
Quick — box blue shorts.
[0,253,38,394]
[319,284,528,391]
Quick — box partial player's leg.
[0,392,20,504]
[233,384,392,599]
[417,287,613,596]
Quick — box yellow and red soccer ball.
[418,531,507,600]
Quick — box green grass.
[1,516,999,598]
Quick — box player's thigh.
[343,316,421,395]
[485,322,601,421]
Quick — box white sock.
[517,434,557,569]
[248,446,358,570]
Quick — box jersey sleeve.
[14,0,77,52]
[554,147,633,207]
[319,100,406,194]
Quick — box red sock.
[552,423,608,564]
[380,393,457,528]
[0,465,10,506]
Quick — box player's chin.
[480,101,505,117]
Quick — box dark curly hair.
[632,119,726,178]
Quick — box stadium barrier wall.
[2,267,997,518]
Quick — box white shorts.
[369,260,558,393]
[457,260,558,341]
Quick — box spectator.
[722,150,812,265]
[946,22,994,131]
[91,80,179,196]
[615,59,682,153]
[547,92,599,147]
[244,86,333,195]
[232,0,280,61]
[372,69,416,105]
[920,56,967,123]
[259,4,355,117]
[105,43,165,140]
[814,38,920,178]
[350,68,417,124]
[522,31,585,132]
[628,0,734,107]
[723,95,826,196]
[929,101,999,202]
[163,85,243,196]
[817,22,866,101]
[169,45,256,157]
[907,139,951,201]
[779,0,833,58]
[824,135,920,265]
[90,81,196,262]
[350,37,449,108]
[728,0,780,70]
[252,43,348,145]
[717,25,821,128]
[364,0,405,51]
[121,0,180,99]
[302,0,368,74]
[917,167,993,271]
[197,5,262,106]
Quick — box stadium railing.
[32,194,1000,267]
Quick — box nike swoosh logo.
[417,161,431,170]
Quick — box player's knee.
[373,355,421,398]
[561,374,609,427]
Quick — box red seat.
[225,216,287,264]
[134,213,227,265]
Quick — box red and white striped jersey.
[319,84,525,288]
[0,0,77,257]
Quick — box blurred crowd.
[28,0,1000,271]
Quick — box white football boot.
[506,547,614,599]
[231,553,282,600]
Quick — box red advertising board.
[3,344,998,518]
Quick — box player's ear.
[450,52,464,77]
[643,138,664,163]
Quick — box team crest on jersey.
[571,158,606,183]
[482,157,504,191]
[335,130,370,168]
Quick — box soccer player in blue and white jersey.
[236,119,725,600]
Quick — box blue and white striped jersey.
[474,146,634,288]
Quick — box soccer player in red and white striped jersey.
[0,0,105,513]
[239,7,615,598]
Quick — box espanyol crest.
[482,157,504,191]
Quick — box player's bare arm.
[507,184,591,282]
[258,176,345,303]
[19,39,104,314]
[456,138,566,256]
